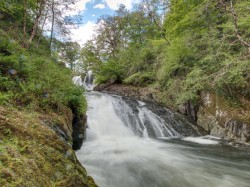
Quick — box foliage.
[84,0,250,108]
[0,30,86,115]
[124,72,156,86]
[95,60,125,84]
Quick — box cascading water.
[72,71,94,90]
[84,70,94,90]
[77,92,250,187]
[72,75,84,87]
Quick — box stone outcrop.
[178,102,199,123]
[93,79,116,92]
[197,92,250,144]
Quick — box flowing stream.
[76,92,250,187]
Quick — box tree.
[79,40,102,73]
[28,0,47,44]
[60,41,81,72]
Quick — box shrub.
[123,72,155,86]
[95,60,124,84]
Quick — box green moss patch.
[0,106,97,187]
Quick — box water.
[77,92,250,187]
[84,71,94,91]
[72,76,83,87]
[72,71,94,91]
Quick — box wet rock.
[225,120,250,142]
[122,96,207,137]
[178,101,199,122]
[72,114,87,150]
[210,126,226,138]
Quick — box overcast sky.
[67,0,141,45]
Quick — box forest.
[83,0,250,109]
[1,0,249,113]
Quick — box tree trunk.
[49,0,55,50]
[22,0,27,47]
[229,0,250,51]
[37,9,49,47]
[28,0,46,44]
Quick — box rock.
[72,114,87,150]
[178,101,199,122]
[211,126,226,138]
[197,106,218,132]
[197,91,250,144]
[93,79,116,91]
[224,120,250,142]
[0,106,96,186]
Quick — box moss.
[200,92,250,126]
[0,106,97,187]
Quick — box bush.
[123,72,156,86]
[95,60,124,84]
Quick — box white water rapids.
[77,92,250,187]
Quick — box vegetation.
[0,0,250,184]
[0,106,96,186]
[0,0,93,186]
[0,0,86,115]
[83,0,250,108]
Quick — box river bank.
[0,106,97,187]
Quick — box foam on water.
[182,136,219,145]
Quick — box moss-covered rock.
[0,106,97,187]
[197,92,250,144]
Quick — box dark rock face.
[72,114,87,150]
[94,83,156,102]
[178,102,199,122]
[95,83,250,145]
[113,95,207,137]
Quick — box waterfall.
[72,71,94,90]
[84,70,94,90]
[72,75,83,87]
[77,92,250,187]
[110,95,205,138]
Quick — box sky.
[67,0,141,46]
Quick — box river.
[76,92,250,187]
